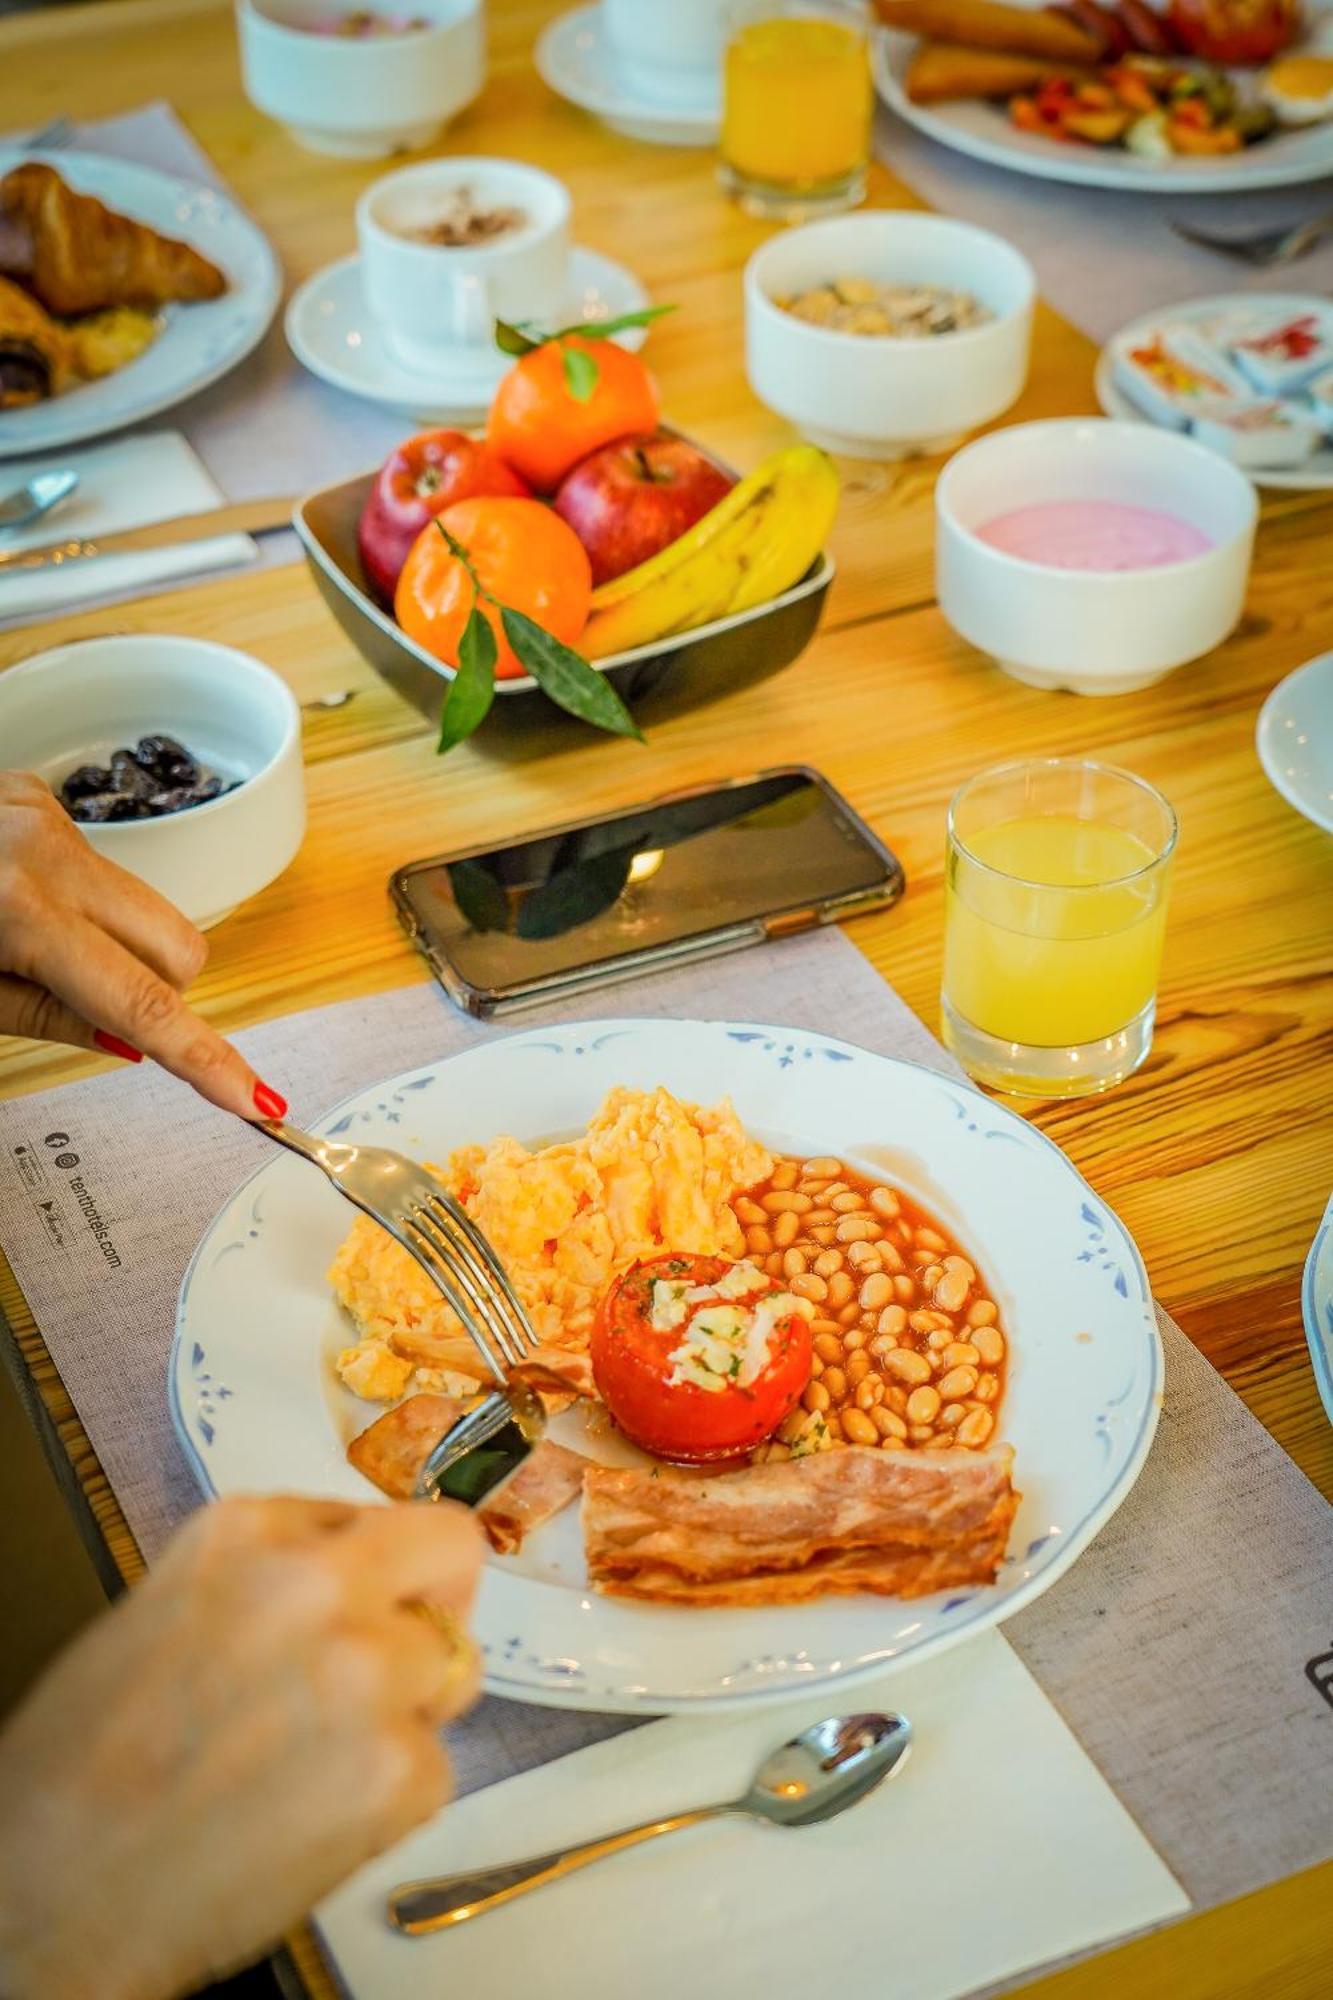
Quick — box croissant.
[0,163,226,317]
[0,273,73,407]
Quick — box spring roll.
[876,0,1103,62]
[905,40,1099,100]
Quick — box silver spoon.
[0,469,79,535]
[388,1709,912,1935]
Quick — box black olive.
[135,734,198,785]
[60,764,114,805]
[109,750,155,798]
[70,793,152,823]
[151,773,225,815]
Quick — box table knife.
[0,496,298,572]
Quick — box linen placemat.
[875,104,1333,348]
[0,928,1330,1924]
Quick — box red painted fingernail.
[253,1081,288,1120]
[94,1032,143,1063]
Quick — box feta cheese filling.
[648,1263,799,1394]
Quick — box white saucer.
[536,4,720,147]
[1256,653,1333,835]
[285,246,650,423]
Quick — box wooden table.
[1,0,1330,1992]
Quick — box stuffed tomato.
[590,1253,811,1463]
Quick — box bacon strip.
[347,1394,588,1553]
[582,1446,1018,1604]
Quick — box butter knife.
[0,496,298,572]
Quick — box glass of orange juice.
[941,758,1178,1097]
[720,0,873,219]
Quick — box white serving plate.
[1096,295,1333,492]
[0,150,280,458]
[874,26,1333,194]
[1302,1194,1333,1426]
[171,1018,1163,1713]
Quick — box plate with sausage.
[170,1017,1162,1712]
[874,0,1333,191]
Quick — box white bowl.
[1256,652,1333,833]
[0,635,306,929]
[935,419,1258,697]
[744,212,1034,460]
[236,0,485,159]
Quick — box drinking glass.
[719,0,873,219]
[941,758,1178,1098]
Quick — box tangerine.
[394,497,592,681]
[487,336,660,492]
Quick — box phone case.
[390,766,905,1019]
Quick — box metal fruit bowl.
[293,457,834,755]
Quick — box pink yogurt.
[976,500,1212,572]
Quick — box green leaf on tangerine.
[437,603,497,754]
[500,608,644,741]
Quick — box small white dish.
[745,212,1034,460]
[0,150,280,461]
[356,157,571,375]
[1256,653,1333,834]
[1096,295,1333,495]
[235,0,484,159]
[171,1017,1161,1713]
[936,419,1257,697]
[285,246,649,421]
[1302,1194,1333,1428]
[0,635,305,930]
[536,4,720,146]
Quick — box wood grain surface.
[0,2,1330,1995]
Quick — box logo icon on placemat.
[1305,1645,1333,1710]
[53,1152,79,1171]
[43,1132,70,1149]
[11,1144,48,1194]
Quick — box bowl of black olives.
[0,635,306,928]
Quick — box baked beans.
[731,1156,1008,1460]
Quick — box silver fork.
[1170,212,1333,269]
[260,1118,545,1503]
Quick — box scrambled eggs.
[330,1086,772,1402]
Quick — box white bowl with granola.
[744,212,1035,459]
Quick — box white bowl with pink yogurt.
[935,419,1258,697]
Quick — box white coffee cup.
[601,0,727,110]
[356,157,572,377]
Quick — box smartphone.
[390,766,905,1018]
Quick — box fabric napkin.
[316,1630,1190,2000]
[0,431,256,630]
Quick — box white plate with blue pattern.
[0,150,280,459]
[171,1019,1163,1713]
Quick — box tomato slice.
[590,1253,812,1464]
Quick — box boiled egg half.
[1263,55,1333,124]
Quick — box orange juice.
[721,7,872,206]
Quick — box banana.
[581,444,839,660]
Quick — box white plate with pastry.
[170,1017,1162,1714]
[874,3,1333,195]
[0,151,280,457]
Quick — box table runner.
[1,927,1330,1922]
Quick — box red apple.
[357,429,531,605]
[552,432,736,587]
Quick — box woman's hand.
[0,1495,484,2000]
[0,771,286,1118]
